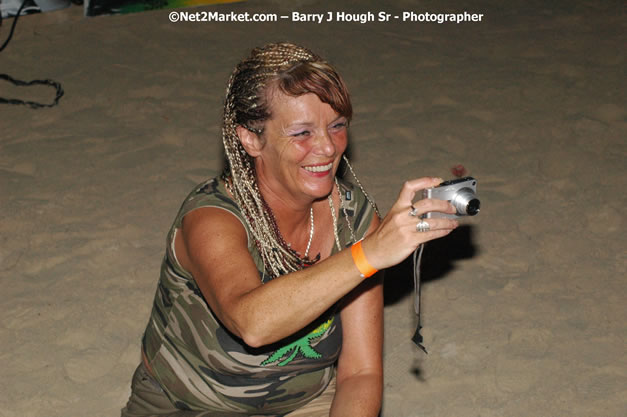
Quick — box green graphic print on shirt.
[261,317,334,367]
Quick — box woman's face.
[252,91,348,206]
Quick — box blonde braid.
[222,43,320,277]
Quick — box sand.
[1,1,625,416]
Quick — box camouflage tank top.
[141,177,375,415]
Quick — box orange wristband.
[350,240,378,278]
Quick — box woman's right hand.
[361,177,459,270]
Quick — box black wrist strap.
[412,243,428,354]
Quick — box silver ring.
[416,220,430,232]
[409,205,418,217]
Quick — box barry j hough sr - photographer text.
[292,11,484,23]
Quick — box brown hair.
[274,61,352,121]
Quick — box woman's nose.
[313,130,336,156]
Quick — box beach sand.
[1,1,625,416]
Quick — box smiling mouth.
[303,162,333,173]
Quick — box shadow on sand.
[383,224,478,306]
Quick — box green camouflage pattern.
[140,177,375,414]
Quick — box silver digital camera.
[422,177,480,219]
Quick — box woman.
[122,42,458,417]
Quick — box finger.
[396,177,444,207]
[412,197,456,216]
[413,217,458,232]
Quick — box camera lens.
[466,198,480,216]
[451,188,480,216]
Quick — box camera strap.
[412,244,428,353]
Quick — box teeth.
[304,163,333,173]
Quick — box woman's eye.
[292,130,310,137]
[331,122,347,130]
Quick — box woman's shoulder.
[176,177,238,216]
[169,176,254,257]
[173,177,248,235]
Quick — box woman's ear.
[236,125,264,157]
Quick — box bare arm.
[176,207,370,347]
[176,177,457,347]
[330,216,383,417]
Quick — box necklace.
[288,185,348,262]
[287,206,315,260]
[303,206,314,259]
[303,181,350,259]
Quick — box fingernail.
[434,177,444,183]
